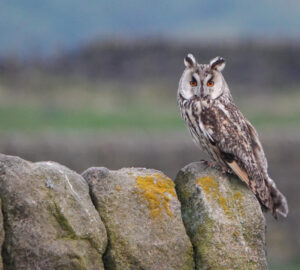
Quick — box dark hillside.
[1,41,300,91]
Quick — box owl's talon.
[219,165,233,174]
[201,160,232,174]
[201,160,220,169]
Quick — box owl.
[177,53,288,218]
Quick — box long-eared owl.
[177,54,288,218]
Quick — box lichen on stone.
[196,175,233,216]
[232,230,240,240]
[233,191,245,217]
[175,162,267,270]
[136,173,176,218]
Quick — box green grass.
[0,78,299,133]
[270,262,300,270]
[250,112,300,127]
[0,104,299,133]
[0,105,183,132]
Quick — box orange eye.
[207,80,214,87]
[190,78,197,87]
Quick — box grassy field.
[0,78,299,133]
[0,104,299,133]
[270,262,300,270]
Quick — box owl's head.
[178,54,229,100]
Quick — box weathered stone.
[0,199,4,270]
[175,162,268,270]
[82,167,194,270]
[0,154,107,270]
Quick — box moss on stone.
[49,202,78,240]
[175,163,267,270]
[136,173,176,218]
[195,216,216,266]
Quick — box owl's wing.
[201,102,273,210]
[244,119,288,217]
[244,119,268,175]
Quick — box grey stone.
[82,167,194,270]
[0,199,4,270]
[175,162,268,270]
[0,154,107,270]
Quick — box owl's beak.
[199,85,205,98]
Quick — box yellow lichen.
[233,191,243,200]
[196,176,247,219]
[233,230,240,239]
[136,173,175,218]
[233,191,245,217]
[196,176,233,216]
[217,197,231,216]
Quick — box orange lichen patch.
[116,186,121,191]
[136,173,176,218]
[196,176,233,216]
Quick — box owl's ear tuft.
[184,53,196,68]
[210,56,226,71]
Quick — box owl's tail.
[265,177,288,218]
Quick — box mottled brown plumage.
[177,54,288,218]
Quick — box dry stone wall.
[0,154,267,270]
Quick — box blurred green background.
[0,1,300,269]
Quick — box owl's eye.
[207,80,214,87]
[190,77,197,87]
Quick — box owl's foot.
[201,160,219,169]
[221,166,233,174]
[225,168,234,174]
[201,160,232,174]
[218,165,233,174]
[201,160,222,171]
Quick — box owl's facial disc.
[178,53,200,99]
[179,54,227,100]
[202,71,224,99]
[180,69,200,99]
[201,56,226,99]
